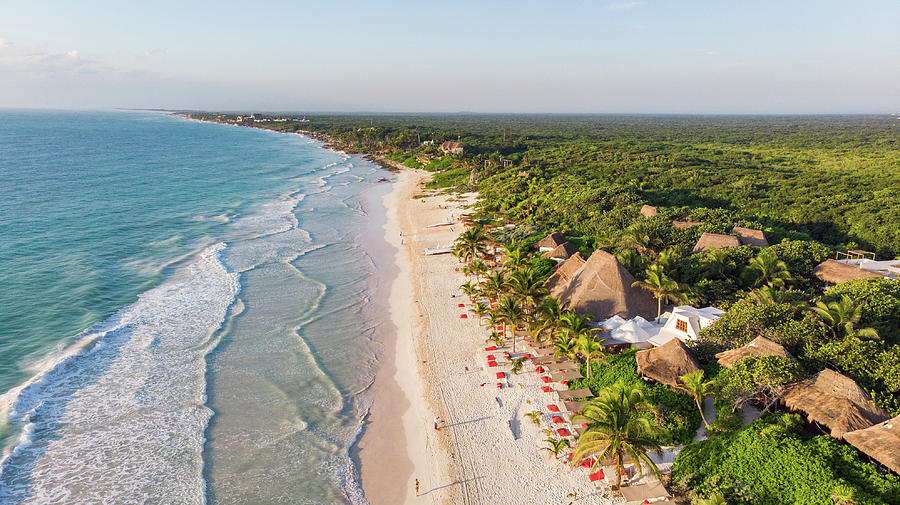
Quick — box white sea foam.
[0,243,239,504]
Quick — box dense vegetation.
[673,414,900,505]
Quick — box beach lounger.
[556,388,594,401]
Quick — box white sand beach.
[360,168,624,505]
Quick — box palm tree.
[459,281,479,300]
[809,295,880,340]
[575,334,606,379]
[502,245,528,271]
[482,271,507,300]
[702,248,734,280]
[453,226,489,263]
[632,265,689,322]
[510,357,527,374]
[469,301,490,324]
[571,384,664,490]
[744,250,792,289]
[675,370,716,427]
[496,296,525,352]
[542,437,571,459]
[553,335,579,361]
[525,410,543,425]
[505,267,548,313]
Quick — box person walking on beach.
[414,478,419,496]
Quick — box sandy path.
[359,169,621,505]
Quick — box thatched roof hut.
[544,252,586,291]
[635,338,701,387]
[813,259,882,284]
[732,226,769,247]
[715,336,793,369]
[672,220,703,229]
[537,232,566,250]
[541,242,578,261]
[640,205,658,218]
[692,232,741,253]
[782,369,889,439]
[844,415,900,474]
[548,250,657,321]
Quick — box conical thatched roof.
[672,220,702,229]
[715,336,793,369]
[782,369,889,439]
[537,232,566,250]
[541,242,578,261]
[635,338,701,387]
[844,416,900,474]
[813,259,882,284]
[732,226,769,247]
[548,250,656,321]
[544,252,586,291]
[692,232,741,253]
[640,205,658,218]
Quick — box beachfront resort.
[402,181,899,505]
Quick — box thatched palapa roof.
[715,336,793,369]
[541,242,578,261]
[844,415,900,474]
[813,259,882,284]
[543,252,586,291]
[640,205,658,218]
[782,369,889,439]
[672,220,703,229]
[548,250,657,321]
[732,226,769,247]
[537,232,566,250]
[692,232,741,253]
[635,338,701,387]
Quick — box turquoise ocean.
[0,110,395,504]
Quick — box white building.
[647,306,725,347]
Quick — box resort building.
[732,226,769,247]
[692,232,741,253]
[540,241,577,263]
[635,338,701,387]
[844,415,900,475]
[640,204,658,218]
[782,369,889,440]
[536,232,567,252]
[440,141,464,154]
[814,251,900,283]
[546,250,657,322]
[715,336,793,369]
[647,305,725,347]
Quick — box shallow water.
[0,111,393,504]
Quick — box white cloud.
[0,41,96,73]
[604,2,642,11]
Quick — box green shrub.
[673,414,900,505]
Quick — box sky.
[1,0,898,113]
